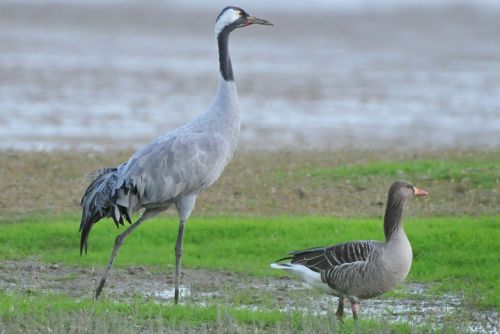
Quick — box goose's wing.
[282,240,380,273]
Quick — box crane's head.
[215,6,273,37]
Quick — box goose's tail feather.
[79,167,131,255]
[270,262,293,270]
[271,261,333,294]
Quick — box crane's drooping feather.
[79,165,130,255]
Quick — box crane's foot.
[94,278,106,301]
[174,288,179,305]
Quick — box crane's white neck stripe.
[215,8,240,37]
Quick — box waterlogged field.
[0,149,499,333]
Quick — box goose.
[80,7,272,304]
[271,180,428,319]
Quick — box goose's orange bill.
[413,187,428,197]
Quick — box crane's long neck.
[217,30,234,81]
[383,196,405,242]
[202,28,239,152]
[213,28,238,111]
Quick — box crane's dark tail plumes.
[79,167,131,255]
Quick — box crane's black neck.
[383,196,405,242]
[217,28,234,82]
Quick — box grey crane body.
[116,79,239,213]
[80,6,272,303]
[271,180,428,319]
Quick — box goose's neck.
[217,30,234,82]
[383,197,405,242]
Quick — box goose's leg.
[351,301,360,320]
[336,296,345,320]
[95,216,145,300]
[174,194,197,304]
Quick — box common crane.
[80,6,272,304]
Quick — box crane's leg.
[174,194,197,304]
[95,216,145,300]
[174,219,186,304]
[336,296,344,320]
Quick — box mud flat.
[1,260,497,333]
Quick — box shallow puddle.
[1,260,498,333]
[152,281,499,333]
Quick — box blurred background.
[1,0,499,151]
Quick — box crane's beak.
[245,16,273,26]
[413,187,429,197]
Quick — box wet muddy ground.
[1,260,497,333]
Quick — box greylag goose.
[271,180,428,319]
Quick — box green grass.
[0,290,451,333]
[0,214,498,309]
[0,290,285,333]
[299,159,498,188]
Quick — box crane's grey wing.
[282,240,379,272]
[116,132,230,211]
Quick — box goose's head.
[389,180,428,202]
[215,6,273,37]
